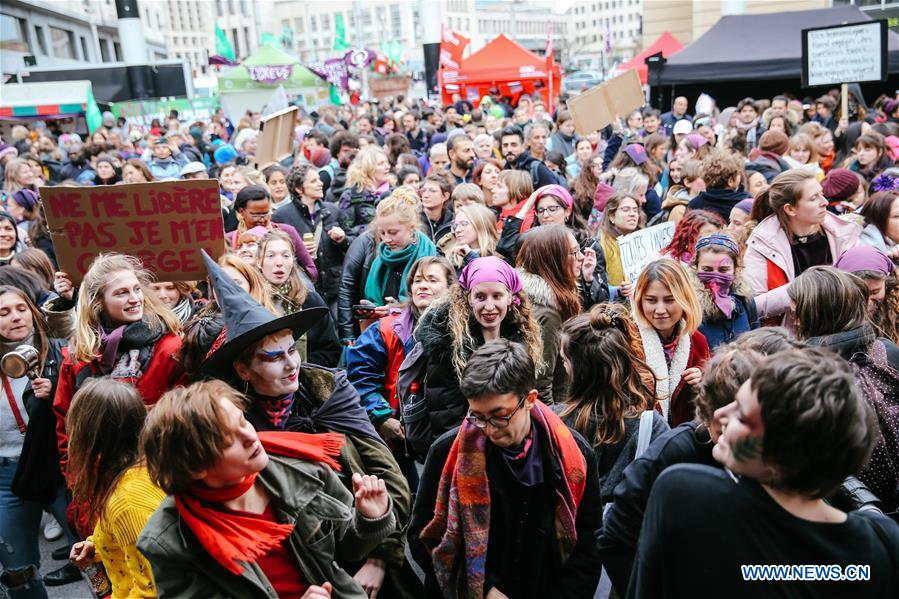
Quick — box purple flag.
[307,58,349,91]
[344,47,375,69]
[209,54,240,66]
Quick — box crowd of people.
[0,84,898,599]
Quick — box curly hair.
[660,209,725,263]
[444,283,543,381]
[559,303,656,445]
[752,347,876,498]
[873,273,899,344]
[286,162,317,198]
[701,149,743,189]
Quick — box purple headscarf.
[533,184,573,208]
[835,246,895,276]
[624,144,648,166]
[686,133,709,151]
[458,256,522,304]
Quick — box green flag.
[333,14,350,51]
[260,32,279,48]
[215,25,236,60]
[329,85,342,105]
[85,83,103,134]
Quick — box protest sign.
[617,222,675,283]
[255,105,297,169]
[567,68,644,135]
[41,180,225,284]
[802,20,887,87]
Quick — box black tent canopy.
[657,6,899,86]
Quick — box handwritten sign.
[247,64,293,84]
[617,222,675,283]
[255,105,297,169]
[41,180,225,284]
[802,20,887,87]
[568,68,644,135]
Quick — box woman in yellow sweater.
[66,377,165,598]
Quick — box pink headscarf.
[534,184,573,208]
[458,257,521,304]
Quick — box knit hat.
[758,130,789,155]
[882,99,899,116]
[309,147,331,168]
[213,144,238,165]
[821,168,860,202]
[180,161,207,177]
[835,246,895,276]
[734,198,754,214]
[624,143,648,165]
[10,189,39,212]
[0,144,18,161]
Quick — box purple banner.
[306,58,349,91]
[247,64,293,83]
[344,47,375,69]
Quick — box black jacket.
[338,186,387,243]
[409,425,603,599]
[338,232,377,341]
[273,197,348,301]
[505,151,558,190]
[686,186,752,222]
[325,166,349,204]
[419,207,454,248]
[12,338,67,502]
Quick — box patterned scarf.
[419,400,586,598]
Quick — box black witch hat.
[198,250,327,376]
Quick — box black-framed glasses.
[535,204,564,216]
[465,397,527,429]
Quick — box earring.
[243,379,249,394]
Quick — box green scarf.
[363,231,436,305]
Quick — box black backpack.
[529,159,567,188]
[395,341,434,462]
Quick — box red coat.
[669,331,711,427]
[53,332,185,479]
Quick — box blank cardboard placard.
[40,179,226,284]
[568,69,644,135]
[255,105,298,169]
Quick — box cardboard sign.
[617,222,675,283]
[567,68,644,135]
[255,105,298,169]
[41,180,226,284]
[802,20,887,87]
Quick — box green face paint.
[730,435,763,463]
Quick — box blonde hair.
[2,158,30,193]
[451,182,486,208]
[788,133,819,165]
[633,259,702,336]
[498,170,533,204]
[73,254,181,362]
[448,204,498,267]
[216,253,279,313]
[375,185,421,227]
[346,145,388,192]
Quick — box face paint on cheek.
[730,435,763,463]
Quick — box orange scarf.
[175,431,343,575]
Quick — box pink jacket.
[744,212,861,324]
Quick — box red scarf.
[420,400,586,598]
[175,431,344,575]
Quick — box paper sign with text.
[802,20,887,87]
[567,68,644,135]
[41,180,226,284]
[255,105,298,169]
[617,222,675,283]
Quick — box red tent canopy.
[440,34,562,107]
[613,31,683,84]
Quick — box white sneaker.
[43,517,63,541]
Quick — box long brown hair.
[761,169,817,239]
[258,229,308,311]
[560,303,656,445]
[516,225,582,321]
[66,377,147,524]
[0,285,50,371]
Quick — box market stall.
[441,34,561,107]
[610,31,683,85]
[0,79,93,137]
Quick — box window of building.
[79,35,89,60]
[49,26,76,59]
[294,17,304,34]
[228,0,235,15]
[113,41,122,61]
[216,0,223,17]
[243,26,250,55]
[99,37,110,61]
[232,27,239,55]
[241,0,249,16]
[0,13,29,53]
[310,15,317,32]
[321,14,330,31]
